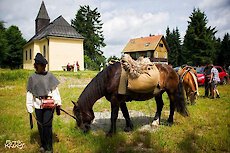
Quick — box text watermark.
[5,140,25,149]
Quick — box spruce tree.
[71,5,106,70]
[165,27,183,67]
[183,8,217,66]
[218,33,230,67]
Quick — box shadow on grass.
[65,114,176,153]
[91,116,171,152]
[91,115,153,132]
[178,131,199,153]
[91,115,172,133]
[85,129,166,153]
[30,131,60,146]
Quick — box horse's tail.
[175,76,189,117]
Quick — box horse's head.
[189,91,198,104]
[72,101,94,133]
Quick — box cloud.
[199,0,230,9]
[1,0,229,59]
[198,0,230,38]
[102,9,169,58]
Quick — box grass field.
[0,69,229,153]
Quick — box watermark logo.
[5,140,25,149]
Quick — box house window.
[130,53,137,59]
[139,52,147,58]
[147,51,152,58]
[159,43,164,47]
[43,45,46,57]
[25,50,28,61]
[29,49,32,60]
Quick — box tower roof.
[28,16,84,42]
[36,1,50,20]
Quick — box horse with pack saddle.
[71,54,189,136]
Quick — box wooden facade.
[123,35,169,64]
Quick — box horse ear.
[71,100,78,107]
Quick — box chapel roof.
[36,1,50,20]
[28,15,84,43]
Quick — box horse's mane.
[180,66,199,95]
[77,63,118,109]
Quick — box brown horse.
[72,62,188,136]
[178,66,199,104]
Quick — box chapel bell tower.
[35,1,50,34]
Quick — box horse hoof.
[124,127,133,132]
[151,119,159,127]
[166,120,173,126]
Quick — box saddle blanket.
[118,54,160,94]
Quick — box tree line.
[166,8,230,68]
[0,7,229,70]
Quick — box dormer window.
[145,42,150,47]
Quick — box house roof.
[123,35,168,52]
[28,15,84,43]
[36,1,50,20]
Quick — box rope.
[60,108,78,121]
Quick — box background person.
[203,64,212,97]
[209,64,220,99]
[67,63,71,71]
[26,53,62,152]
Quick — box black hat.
[34,53,48,64]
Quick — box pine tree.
[183,8,217,66]
[71,5,106,70]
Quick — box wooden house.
[123,35,169,64]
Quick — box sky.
[0,0,230,58]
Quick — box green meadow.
[0,69,229,153]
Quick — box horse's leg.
[167,93,176,125]
[152,94,164,126]
[120,101,133,132]
[107,98,119,136]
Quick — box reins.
[31,107,78,128]
[60,108,78,121]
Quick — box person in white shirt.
[209,64,220,99]
[26,53,61,153]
